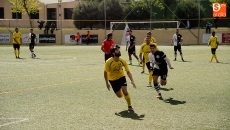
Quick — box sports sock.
[174,53,177,59]
[154,83,161,94]
[129,60,132,64]
[214,54,218,62]
[148,71,153,83]
[18,50,20,57]
[124,94,131,106]
[14,50,17,56]
[142,63,145,72]
[210,54,214,62]
[180,53,183,59]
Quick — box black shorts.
[104,53,111,62]
[174,45,181,52]
[13,44,20,50]
[211,48,216,54]
[128,47,136,55]
[152,68,168,80]
[146,62,153,71]
[109,76,127,93]
[29,43,35,49]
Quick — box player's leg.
[146,62,153,87]
[13,44,18,58]
[152,69,162,99]
[120,77,133,111]
[160,69,168,86]
[141,57,145,73]
[128,50,132,65]
[174,46,177,61]
[178,46,184,61]
[17,45,20,58]
[210,48,215,62]
[212,48,218,62]
[29,44,35,58]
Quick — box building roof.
[39,0,75,4]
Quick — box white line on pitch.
[0,118,29,127]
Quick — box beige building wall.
[0,0,80,28]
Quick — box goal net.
[110,21,180,45]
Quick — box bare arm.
[127,71,136,88]
[104,71,110,91]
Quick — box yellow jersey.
[209,36,219,48]
[104,57,130,81]
[143,36,157,43]
[13,32,22,44]
[139,43,151,63]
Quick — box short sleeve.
[160,51,166,59]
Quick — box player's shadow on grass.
[115,110,145,120]
[218,62,230,64]
[159,87,173,91]
[163,98,186,105]
[178,60,191,63]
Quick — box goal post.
[110,21,180,45]
[110,21,180,32]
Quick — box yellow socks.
[14,50,17,57]
[142,63,145,72]
[149,71,153,83]
[124,94,131,106]
[214,55,218,62]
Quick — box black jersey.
[177,34,182,44]
[153,51,167,69]
[30,33,36,44]
[129,35,135,47]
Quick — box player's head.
[30,28,33,33]
[107,33,113,40]
[15,27,18,32]
[128,29,132,35]
[147,31,152,36]
[212,31,215,36]
[150,43,157,53]
[146,36,151,44]
[176,29,179,34]
[110,45,121,57]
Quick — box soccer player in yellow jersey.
[140,31,158,73]
[208,31,219,63]
[12,27,22,59]
[104,45,136,111]
[139,36,155,87]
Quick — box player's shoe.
[128,63,132,65]
[128,106,134,111]
[16,56,18,59]
[147,83,152,87]
[182,58,185,62]
[173,58,176,61]
[156,93,163,99]
[141,71,144,74]
[33,54,36,58]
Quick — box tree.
[73,0,124,29]
[73,1,101,30]
[174,0,205,28]
[9,0,41,28]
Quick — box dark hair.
[107,33,112,39]
[149,44,156,48]
[110,45,120,56]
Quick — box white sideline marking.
[0,118,29,127]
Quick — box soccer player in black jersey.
[148,44,174,99]
[126,30,140,65]
[27,29,37,58]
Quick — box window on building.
[0,8,4,19]
[12,12,22,19]
[30,11,39,19]
[64,8,73,19]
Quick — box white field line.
[0,118,29,127]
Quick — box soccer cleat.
[16,56,18,59]
[156,93,162,99]
[33,54,36,58]
[141,71,144,74]
[182,59,185,62]
[128,63,132,65]
[173,58,176,61]
[128,106,134,111]
[147,83,152,87]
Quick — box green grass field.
[0,45,230,130]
